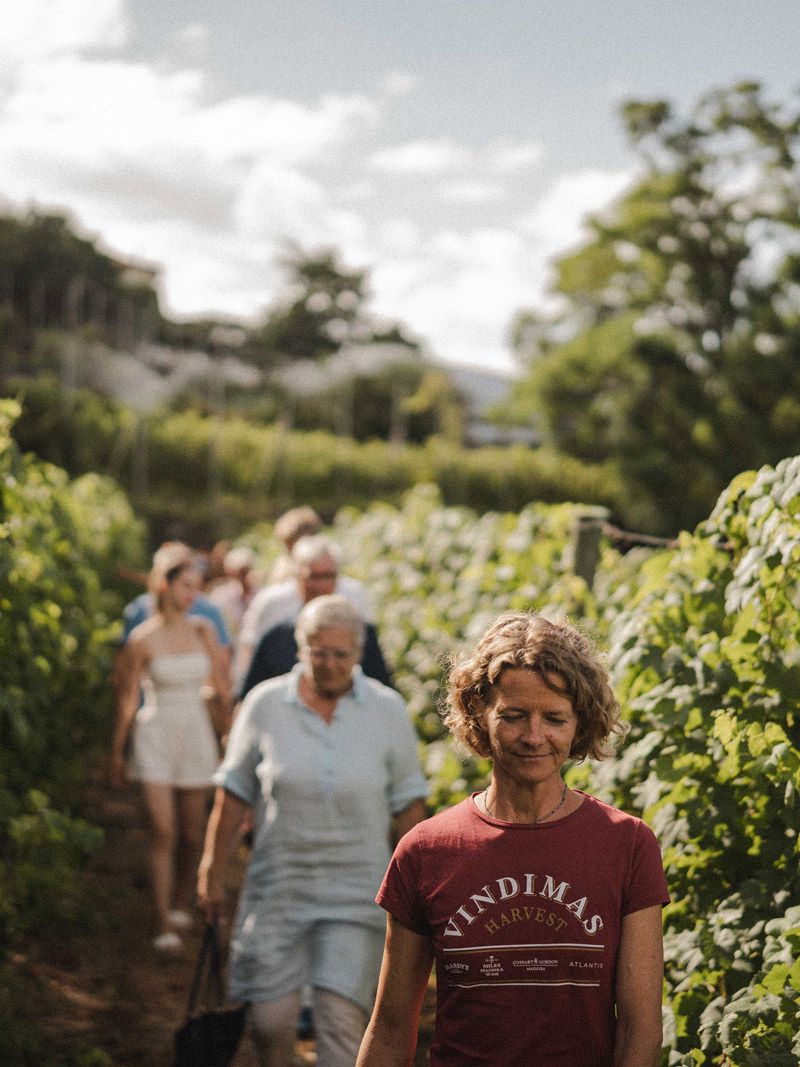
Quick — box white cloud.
[0,3,635,372]
[370,139,469,174]
[2,59,204,160]
[487,141,544,173]
[0,0,127,65]
[520,168,634,252]
[439,181,505,204]
[1,53,376,169]
[196,93,378,164]
[378,220,422,255]
[369,227,539,367]
[234,163,327,239]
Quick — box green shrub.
[595,459,800,1062]
[0,398,146,1060]
[8,376,626,544]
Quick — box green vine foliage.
[594,460,800,1063]
[0,399,146,950]
[0,399,146,1063]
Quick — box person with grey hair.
[198,594,428,1067]
[239,585,392,699]
[234,533,374,688]
[294,593,367,648]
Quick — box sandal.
[168,909,193,931]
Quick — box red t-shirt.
[377,792,670,1066]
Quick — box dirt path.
[16,772,433,1065]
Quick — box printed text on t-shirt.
[443,871,603,937]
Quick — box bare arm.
[198,618,233,705]
[110,637,147,786]
[197,618,235,738]
[392,799,427,843]
[613,905,664,1067]
[233,639,255,693]
[197,787,249,922]
[356,916,434,1067]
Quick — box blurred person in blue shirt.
[111,542,231,698]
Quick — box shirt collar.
[287,662,367,706]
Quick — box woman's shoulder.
[577,791,644,824]
[128,614,162,647]
[574,792,661,847]
[240,673,297,715]
[398,798,475,851]
[355,671,406,708]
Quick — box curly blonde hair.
[442,613,625,762]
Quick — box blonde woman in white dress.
[111,544,232,952]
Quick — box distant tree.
[286,360,466,445]
[0,211,160,349]
[402,369,466,445]
[255,247,371,363]
[252,246,421,368]
[505,82,800,534]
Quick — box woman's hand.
[197,863,225,923]
[196,787,249,924]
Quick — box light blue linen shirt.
[215,664,428,1001]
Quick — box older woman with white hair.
[198,594,428,1067]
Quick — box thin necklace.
[484,780,568,824]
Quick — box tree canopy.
[506,82,800,535]
[254,245,418,365]
[0,211,160,352]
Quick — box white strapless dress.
[130,650,220,787]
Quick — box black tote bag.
[173,922,246,1067]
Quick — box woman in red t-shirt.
[357,613,669,1067]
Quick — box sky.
[1,2,798,371]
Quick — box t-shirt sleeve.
[384,696,429,814]
[376,831,432,937]
[212,694,263,805]
[622,820,670,917]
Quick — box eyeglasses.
[306,647,357,662]
[305,570,338,581]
